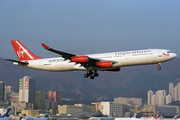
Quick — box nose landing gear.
[84,70,99,79]
[157,63,161,70]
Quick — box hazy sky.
[1,0,180,59]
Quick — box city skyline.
[147,82,180,106]
[3,76,180,104]
[3,76,180,105]
[1,77,180,117]
[1,76,61,112]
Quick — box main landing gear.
[84,70,99,80]
[157,63,161,70]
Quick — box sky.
[0,0,180,59]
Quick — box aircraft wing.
[41,43,117,68]
[41,43,77,59]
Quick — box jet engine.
[71,56,89,63]
[96,61,112,68]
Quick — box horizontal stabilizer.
[5,59,29,66]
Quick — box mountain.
[1,57,180,102]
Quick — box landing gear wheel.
[84,74,88,78]
[94,73,99,77]
[88,71,93,76]
[158,67,161,70]
[84,70,99,79]
[90,76,94,80]
[158,63,161,70]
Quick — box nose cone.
[171,53,177,59]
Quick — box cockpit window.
[167,51,171,53]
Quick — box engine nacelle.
[96,61,112,68]
[71,56,89,63]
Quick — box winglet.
[41,43,50,49]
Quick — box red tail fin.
[11,40,41,61]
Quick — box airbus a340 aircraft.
[5,40,176,79]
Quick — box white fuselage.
[18,49,176,72]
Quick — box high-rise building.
[0,81,5,100]
[166,94,172,104]
[151,94,156,105]
[92,102,101,111]
[156,90,166,96]
[46,91,61,105]
[177,83,180,101]
[175,86,178,101]
[35,90,46,109]
[147,90,167,105]
[169,83,175,100]
[148,82,180,106]
[147,90,153,105]
[114,97,142,107]
[129,98,142,105]
[101,102,123,117]
[6,92,19,102]
[114,97,128,104]
[168,82,180,102]
[45,99,50,110]
[19,76,35,104]
[155,90,166,105]
[4,86,11,100]
[46,91,53,102]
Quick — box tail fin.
[133,113,137,118]
[148,114,152,118]
[173,115,177,119]
[0,106,11,118]
[11,40,41,61]
[155,114,159,119]
[44,108,50,118]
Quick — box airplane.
[173,115,177,119]
[89,117,113,120]
[21,108,49,120]
[0,106,11,120]
[5,40,177,79]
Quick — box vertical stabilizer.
[44,108,50,118]
[11,40,41,61]
[0,106,11,118]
